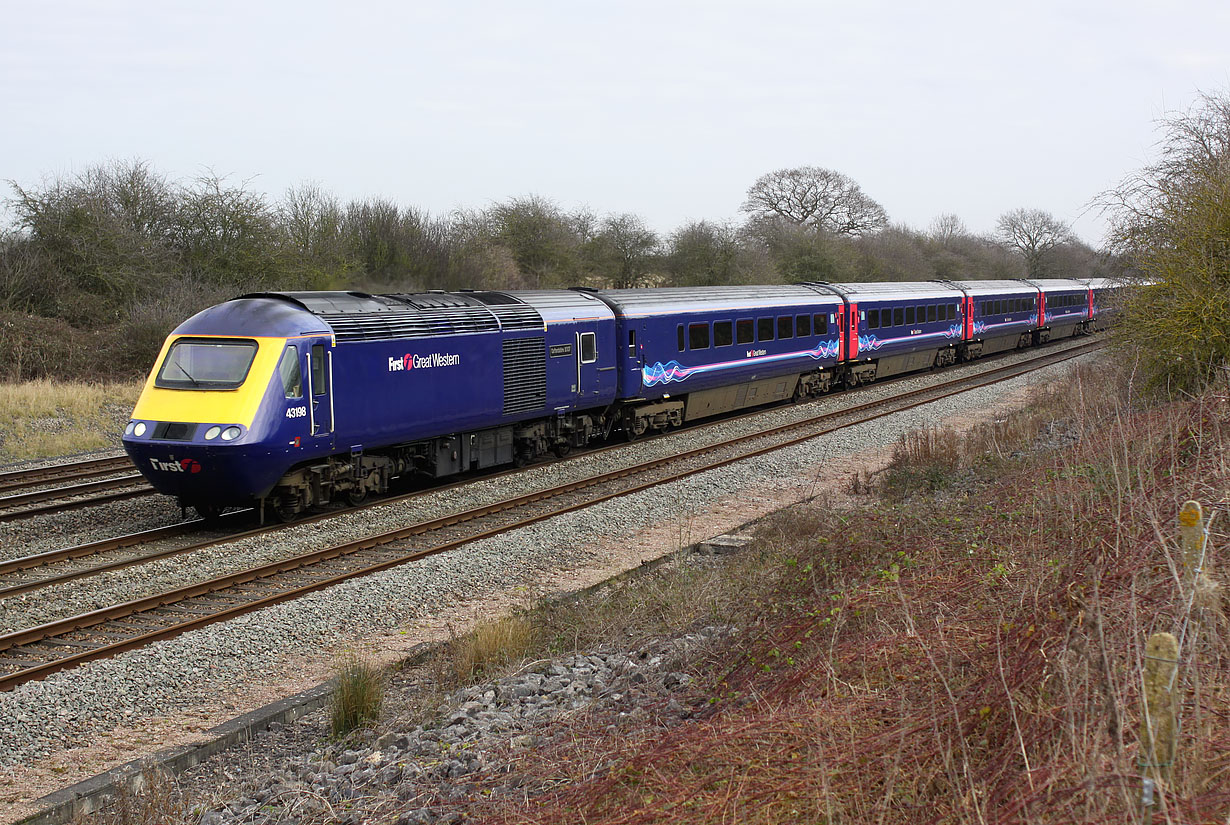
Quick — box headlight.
[124,422,136,436]
[220,426,242,441]
[204,426,221,440]
[133,422,147,437]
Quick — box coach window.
[758,317,774,341]
[893,307,904,326]
[677,325,685,352]
[580,332,597,364]
[814,314,828,335]
[689,322,710,350]
[927,305,937,323]
[736,318,754,344]
[278,346,302,398]
[867,309,879,329]
[627,329,636,357]
[714,320,733,347]
[777,316,793,339]
[916,305,926,322]
[796,314,811,337]
[905,307,915,326]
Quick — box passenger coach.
[590,285,845,437]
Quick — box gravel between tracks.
[0,344,1097,814]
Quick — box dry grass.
[0,378,141,461]
[69,765,191,825]
[473,358,1230,824]
[330,655,385,738]
[449,613,536,683]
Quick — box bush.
[1106,89,1230,394]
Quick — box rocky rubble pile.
[196,626,733,825]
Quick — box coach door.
[575,329,600,399]
[305,341,334,441]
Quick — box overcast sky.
[3,0,1228,247]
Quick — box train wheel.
[345,487,369,506]
[552,442,572,458]
[194,503,224,521]
[269,496,299,522]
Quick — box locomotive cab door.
[305,341,334,442]
[575,329,600,399]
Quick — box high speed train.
[122,278,1118,520]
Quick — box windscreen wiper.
[173,362,201,387]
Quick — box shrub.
[1105,89,1230,394]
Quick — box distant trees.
[995,208,1074,278]
[662,221,757,286]
[741,166,889,236]
[928,213,968,246]
[1104,89,1230,393]
[584,213,659,289]
[0,156,1114,382]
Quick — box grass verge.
[0,378,141,462]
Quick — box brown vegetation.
[470,362,1230,824]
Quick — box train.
[122,277,1120,520]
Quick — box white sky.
[2,0,1228,247]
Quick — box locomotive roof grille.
[243,290,543,341]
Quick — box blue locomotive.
[122,278,1119,519]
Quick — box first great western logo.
[388,352,462,372]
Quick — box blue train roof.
[593,285,842,317]
[174,297,332,338]
[498,289,615,324]
[805,281,964,302]
[225,291,544,341]
[1025,279,1089,293]
[939,279,1039,297]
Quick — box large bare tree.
[741,166,888,236]
[995,208,1073,277]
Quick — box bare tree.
[995,208,1073,277]
[928,213,967,246]
[741,166,888,236]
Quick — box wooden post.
[1140,630,1179,825]
[1179,500,1205,593]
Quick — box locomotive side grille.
[325,306,503,342]
[469,292,547,331]
[307,300,544,342]
[502,337,546,415]
[486,304,545,331]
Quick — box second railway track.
[0,340,1100,691]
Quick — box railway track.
[0,336,1101,603]
[0,455,151,523]
[0,340,1100,691]
[0,455,134,493]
